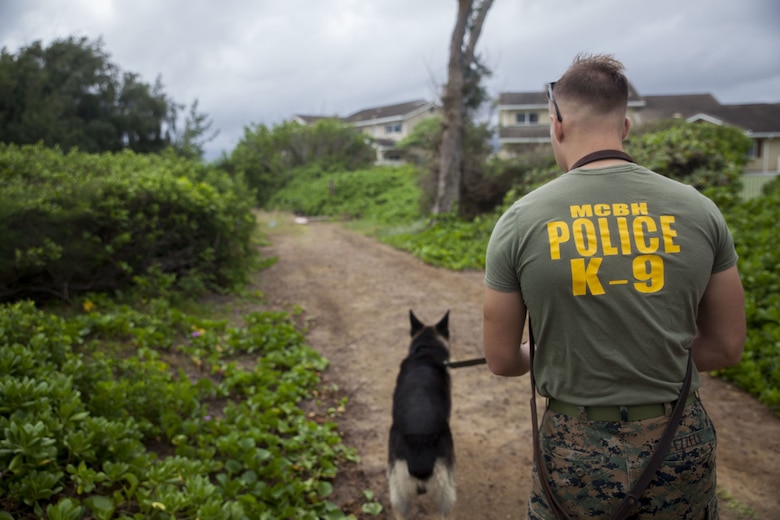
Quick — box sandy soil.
[254,213,780,519]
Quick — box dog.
[388,310,455,519]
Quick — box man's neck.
[567,148,633,171]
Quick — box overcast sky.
[2,0,779,160]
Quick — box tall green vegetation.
[0,144,257,303]
[226,119,375,206]
[0,37,215,158]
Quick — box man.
[483,53,745,519]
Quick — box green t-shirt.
[485,164,738,405]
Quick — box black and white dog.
[388,310,455,519]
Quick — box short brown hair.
[554,53,629,114]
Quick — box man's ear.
[621,117,631,140]
[551,116,564,143]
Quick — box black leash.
[444,357,487,368]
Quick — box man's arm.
[483,287,530,376]
[691,265,746,371]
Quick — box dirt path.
[254,213,780,519]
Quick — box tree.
[0,36,216,158]
[433,0,494,215]
[169,99,219,160]
[0,37,120,152]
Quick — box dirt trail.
[255,213,780,519]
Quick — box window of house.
[385,124,402,133]
[749,139,762,158]
[515,112,539,125]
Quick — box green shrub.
[0,144,258,303]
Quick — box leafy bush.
[717,178,780,414]
[0,144,258,303]
[0,296,358,518]
[267,165,423,224]
[626,120,753,209]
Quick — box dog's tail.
[404,433,443,480]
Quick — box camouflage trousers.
[528,396,718,519]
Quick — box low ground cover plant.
[0,292,359,519]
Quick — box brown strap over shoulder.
[569,149,634,170]
[529,323,570,519]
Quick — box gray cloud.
[1,0,778,159]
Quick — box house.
[294,99,440,164]
[497,83,646,153]
[496,86,780,195]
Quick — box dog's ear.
[409,310,425,337]
[435,310,450,339]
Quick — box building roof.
[636,94,722,123]
[344,99,433,123]
[373,138,398,147]
[293,114,340,124]
[497,92,547,106]
[693,103,780,135]
[498,82,644,107]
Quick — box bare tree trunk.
[433,0,493,215]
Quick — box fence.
[741,173,778,199]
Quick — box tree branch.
[464,0,494,66]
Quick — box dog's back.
[388,311,455,519]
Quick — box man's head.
[552,53,629,117]
[548,53,631,170]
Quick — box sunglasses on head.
[547,82,562,122]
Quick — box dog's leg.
[388,460,417,520]
[427,459,456,519]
